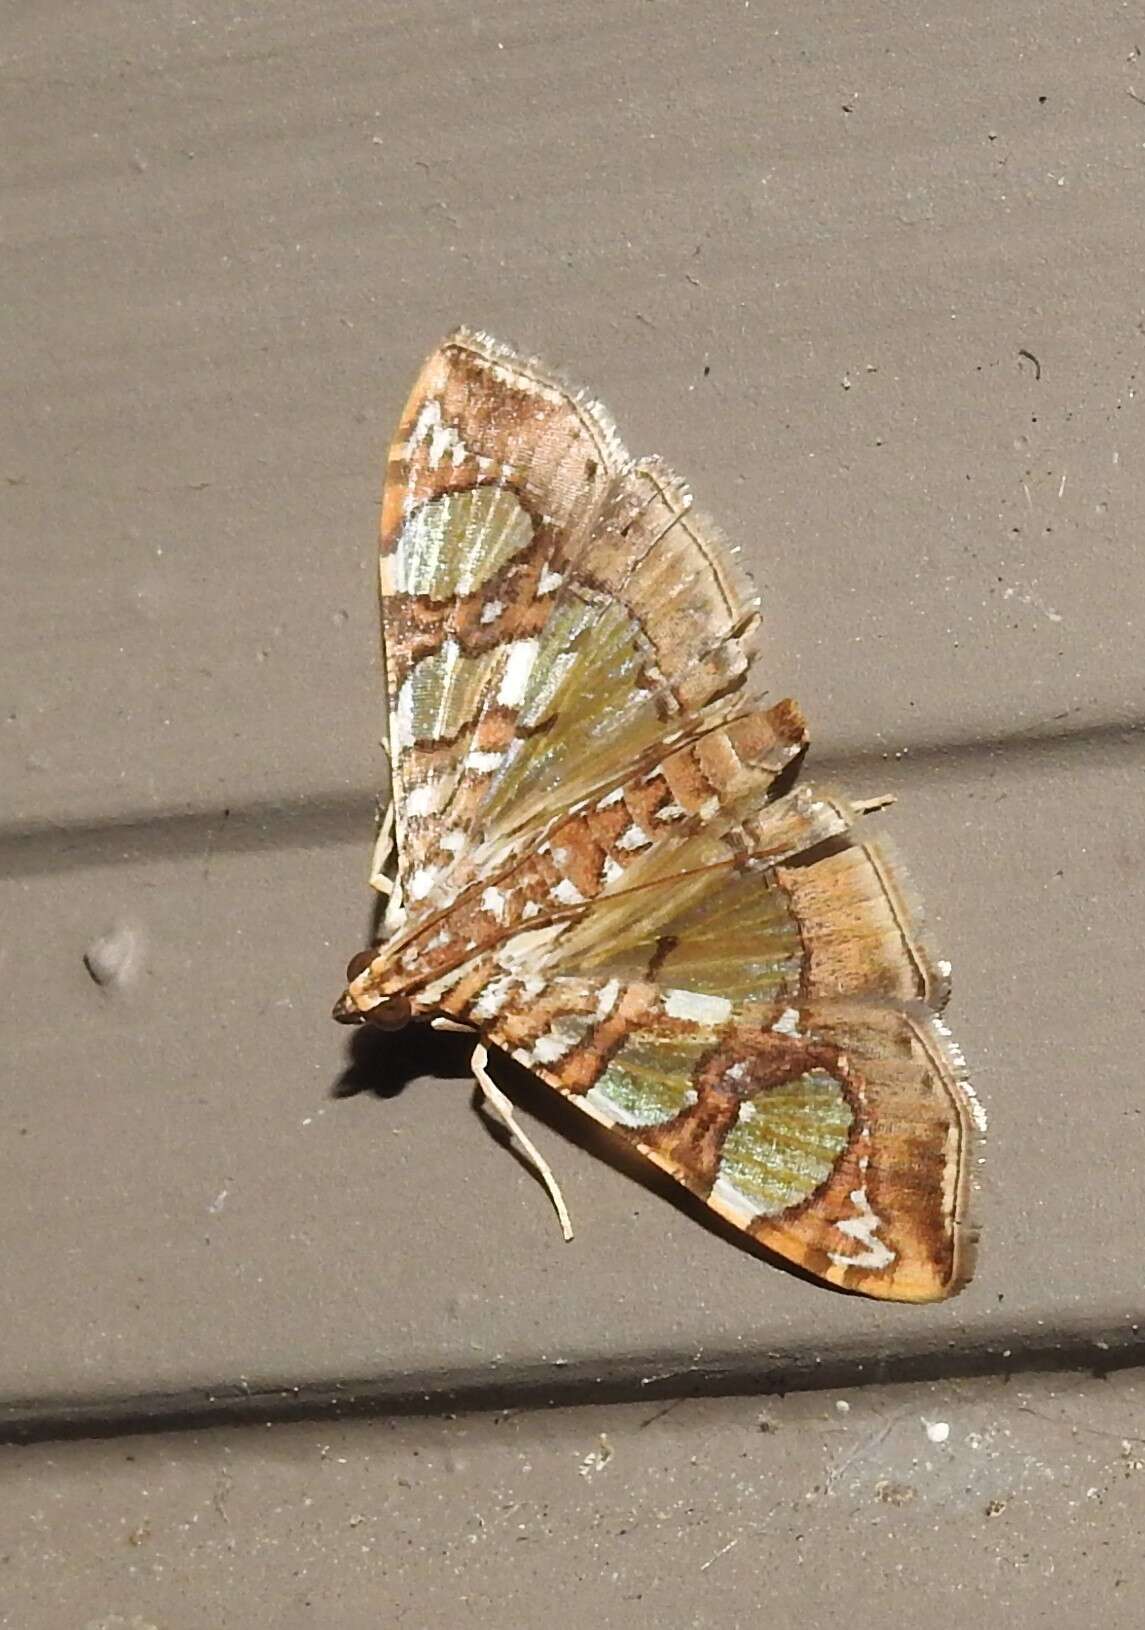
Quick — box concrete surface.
[4,0,1144,1622]
[4,1371,1145,1628]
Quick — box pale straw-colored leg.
[368,800,396,895]
[381,867,405,933]
[470,1041,574,1242]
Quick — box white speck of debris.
[835,1400,851,1414]
[578,1434,614,1478]
[924,1419,950,1445]
[208,1189,228,1215]
[1001,582,1063,624]
[83,922,143,989]
[700,1535,740,1571]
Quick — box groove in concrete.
[2,715,1142,880]
[2,1320,1141,1448]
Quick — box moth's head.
[332,947,414,1029]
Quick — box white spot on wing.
[405,781,445,818]
[480,886,508,923]
[480,598,504,625]
[429,422,462,469]
[594,978,621,1020]
[534,1030,576,1064]
[537,565,564,595]
[530,1010,590,1067]
[551,878,584,906]
[597,787,625,809]
[497,639,539,708]
[601,856,624,885]
[616,823,651,851]
[394,681,416,750]
[465,749,503,775]
[408,399,470,472]
[773,1007,802,1037]
[663,990,733,1025]
[655,802,687,822]
[472,977,515,1020]
[828,1188,896,1272]
[409,866,440,902]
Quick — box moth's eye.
[368,996,412,1032]
[345,949,376,982]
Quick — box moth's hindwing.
[479,977,978,1302]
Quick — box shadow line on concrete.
[2,1324,1141,1447]
[2,715,1142,881]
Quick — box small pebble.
[83,923,143,989]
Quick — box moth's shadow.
[331,1020,473,1101]
[332,1022,846,1297]
[330,1022,593,1173]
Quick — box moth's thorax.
[334,835,587,1025]
[334,878,522,1025]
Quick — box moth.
[333,329,985,1301]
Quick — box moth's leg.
[470,1041,574,1242]
[368,800,396,895]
